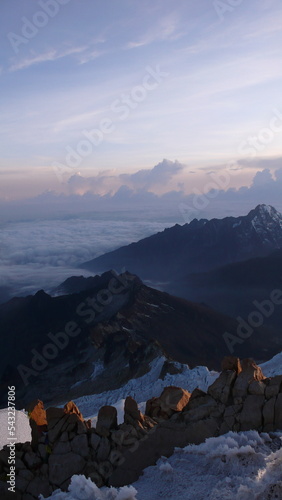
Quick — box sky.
[1,0,282,202]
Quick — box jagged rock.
[208,370,236,405]
[124,397,143,423]
[96,406,118,437]
[27,400,48,449]
[96,437,111,462]
[221,356,242,374]
[27,400,47,426]
[48,452,86,487]
[233,359,265,402]
[146,386,190,420]
[71,434,89,458]
[64,401,84,421]
[239,395,265,431]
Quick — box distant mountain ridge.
[1,271,279,408]
[82,204,282,281]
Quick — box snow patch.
[71,357,218,421]
[259,351,282,377]
[0,409,31,450]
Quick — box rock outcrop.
[0,357,281,498]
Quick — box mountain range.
[1,204,282,409]
[82,204,282,281]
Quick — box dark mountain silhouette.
[81,205,282,282]
[170,248,282,328]
[1,271,279,408]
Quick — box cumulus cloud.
[67,159,184,195]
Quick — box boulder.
[239,395,265,431]
[96,406,118,437]
[124,397,143,424]
[64,401,84,421]
[265,375,282,399]
[233,359,265,402]
[48,452,86,487]
[248,380,266,396]
[96,437,111,462]
[71,434,89,458]
[90,432,101,450]
[146,386,190,420]
[208,370,236,405]
[27,400,47,426]
[221,356,242,374]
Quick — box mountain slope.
[81,205,282,281]
[170,248,282,324]
[1,271,279,408]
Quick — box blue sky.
[1,0,282,200]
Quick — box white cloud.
[0,217,175,299]
[9,45,88,72]
[67,159,185,195]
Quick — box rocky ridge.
[0,356,282,499]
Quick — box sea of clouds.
[0,214,175,301]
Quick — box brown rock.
[64,401,84,421]
[221,356,242,374]
[96,406,118,437]
[27,400,47,426]
[208,370,236,405]
[146,386,190,420]
[233,358,265,401]
[184,395,222,423]
[124,397,143,422]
